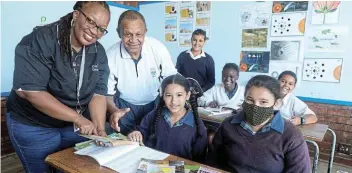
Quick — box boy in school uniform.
[278,71,317,125]
[176,29,215,92]
[198,63,245,110]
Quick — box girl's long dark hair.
[149,74,203,140]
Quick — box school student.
[127,74,208,161]
[278,71,318,125]
[6,2,111,172]
[176,29,215,92]
[210,75,311,173]
[198,63,245,110]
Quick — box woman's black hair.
[58,1,110,57]
[117,10,147,38]
[192,29,208,40]
[222,63,239,74]
[149,74,203,140]
[245,75,281,100]
[278,70,297,85]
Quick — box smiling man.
[106,10,177,135]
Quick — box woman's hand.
[74,115,97,135]
[128,131,143,142]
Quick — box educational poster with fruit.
[302,58,343,83]
[271,12,306,37]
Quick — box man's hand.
[109,108,130,132]
[208,101,218,108]
[128,131,143,142]
[74,116,97,135]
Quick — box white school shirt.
[107,36,177,105]
[186,49,206,60]
[279,93,316,120]
[197,83,245,110]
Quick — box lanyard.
[76,46,85,113]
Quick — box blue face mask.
[242,102,274,126]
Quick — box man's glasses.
[79,10,108,36]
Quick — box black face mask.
[242,102,274,126]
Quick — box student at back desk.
[198,63,244,110]
[278,71,318,125]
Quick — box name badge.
[150,67,157,77]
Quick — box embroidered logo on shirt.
[92,65,99,71]
[150,67,157,77]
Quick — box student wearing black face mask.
[209,75,311,173]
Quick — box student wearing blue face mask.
[127,74,208,161]
[209,75,311,173]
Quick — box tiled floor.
[1,153,351,173]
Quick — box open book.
[198,107,233,116]
[75,142,169,173]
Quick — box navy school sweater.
[138,108,208,161]
[176,51,215,92]
[209,112,311,173]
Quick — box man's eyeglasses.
[79,10,108,36]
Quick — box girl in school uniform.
[198,63,245,110]
[127,74,208,161]
[278,71,318,125]
[210,75,311,173]
[176,29,215,92]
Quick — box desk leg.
[326,128,336,173]
[306,140,319,173]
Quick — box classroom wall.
[139,1,352,103]
[0,1,126,93]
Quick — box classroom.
[1,1,352,173]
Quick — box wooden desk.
[297,123,328,142]
[200,113,329,141]
[45,148,227,173]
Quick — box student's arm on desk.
[197,87,216,107]
[284,127,311,173]
[291,97,318,125]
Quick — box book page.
[104,146,169,173]
[75,143,139,165]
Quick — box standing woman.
[6,2,110,172]
[176,29,215,92]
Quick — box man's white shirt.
[107,36,177,105]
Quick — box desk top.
[297,123,328,142]
[45,148,227,173]
[199,113,329,142]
